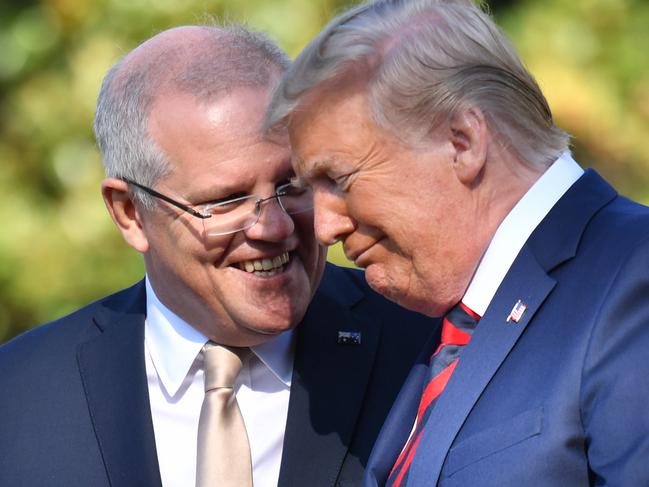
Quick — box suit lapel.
[77,282,163,487]
[408,245,555,485]
[278,268,381,487]
[408,170,617,485]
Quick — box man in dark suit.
[264,0,649,485]
[0,25,433,487]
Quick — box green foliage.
[0,0,647,342]
[497,0,649,200]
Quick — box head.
[95,25,326,346]
[265,0,570,316]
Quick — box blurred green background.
[1,0,648,343]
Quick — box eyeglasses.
[122,177,313,236]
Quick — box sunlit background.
[1,0,648,342]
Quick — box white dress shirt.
[144,278,294,487]
[462,151,584,315]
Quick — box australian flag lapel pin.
[337,331,362,345]
[507,299,527,323]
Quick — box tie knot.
[202,342,250,392]
[439,301,480,347]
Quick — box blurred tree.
[0,0,647,342]
[497,0,649,200]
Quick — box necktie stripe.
[390,431,417,481]
[416,359,458,419]
[388,359,459,483]
[387,302,480,487]
[390,430,424,487]
[435,319,472,354]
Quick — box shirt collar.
[462,151,584,316]
[253,330,294,386]
[144,277,294,397]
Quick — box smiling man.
[265,0,649,486]
[0,25,433,487]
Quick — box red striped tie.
[386,302,480,487]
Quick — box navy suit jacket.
[366,170,649,486]
[0,263,434,487]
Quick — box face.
[289,86,487,317]
[137,86,326,346]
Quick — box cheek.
[202,231,238,264]
[312,244,327,284]
[292,214,327,281]
[347,183,406,232]
[294,214,318,250]
[345,186,374,218]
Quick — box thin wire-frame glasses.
[122,177,313,236]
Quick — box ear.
[101,177,150,253]
[449,106,488,185]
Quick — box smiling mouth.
[236,251,290,276]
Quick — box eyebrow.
[184,167,296,202]
[295,156,334,181]
[183,183,245,203]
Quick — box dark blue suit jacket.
[365,170,649,486]
[0,263,434,487]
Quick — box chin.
[366,267,443,317]
[365,265,398,298]
[366,274,405,309]
[249,306,305,334]
[250,324,293,337]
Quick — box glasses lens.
[277,184,314,214]
[202,196,260,237]
[201,185,314,237]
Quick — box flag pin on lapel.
[337,331,362,345]
[507,300,527,323]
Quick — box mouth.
[235,251,291,277]
[348,239,384,268]
[345,244,367,266]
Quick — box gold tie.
[196,342,253,487]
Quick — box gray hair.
[94,24,290,207]
[266,0,569,168]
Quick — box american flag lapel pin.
[337,331,362,345]
[507,300,527,323]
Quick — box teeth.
[238,252,290,275]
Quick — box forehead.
[149,87,292,188]
[288,85,375,174]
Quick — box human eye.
[330,172,355,192]
[319,160,356,192]
[200,192,251,215]
[301,159,354,193]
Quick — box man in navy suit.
[0,25,433,486]
[265,0,649,485]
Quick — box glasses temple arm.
[121,178,211,219]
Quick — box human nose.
[244,195,295,241]
[312,188,355,246]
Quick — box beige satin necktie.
[196,342,253,487]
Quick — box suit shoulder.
[0,281,144,371]
[585,194,649,252]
